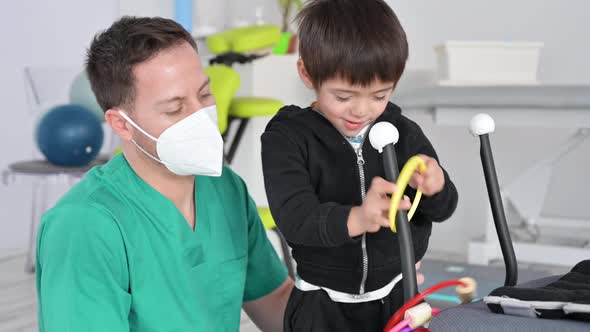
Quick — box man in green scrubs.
[36,16,292,331]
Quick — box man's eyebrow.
[156,96,184,106]
[199,78,211,92]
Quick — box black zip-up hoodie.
[261,102,458,294]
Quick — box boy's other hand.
[409,154,445,196]
[416,260,425,285]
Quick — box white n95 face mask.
[118,105,223,177]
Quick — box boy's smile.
[312,77,395,137]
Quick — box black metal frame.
[382,145,418,302]
[478,133,518,286]
[391,125,518,305]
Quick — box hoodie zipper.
[310,109,372,295]
[356,146,369,295]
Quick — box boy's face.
[298,60,395,137]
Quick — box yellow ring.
[389,156,426,232]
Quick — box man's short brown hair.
[86,16,197,111]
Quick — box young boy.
[261,0,458,330]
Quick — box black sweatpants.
[284,281,404,332]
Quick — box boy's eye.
[374,95,387,101]
[336,95,351,102]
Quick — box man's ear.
[105,109,133,142]
[297,58,315,90]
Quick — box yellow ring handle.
[389,156,426,232]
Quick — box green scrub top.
[36,154,287,331]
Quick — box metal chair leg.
[225,117,250,164]
[25,180,40,273]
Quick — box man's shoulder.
[39,157,131,242]
[41,200,117,230]
[55,167,127,218]
[38,200,124,263]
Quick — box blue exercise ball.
[69,71,104,122]
[35,104,104,167]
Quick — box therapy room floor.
[0,250,262,332]
[0,239,570,332]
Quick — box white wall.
[384,0,590,257]
[389,0,590,84]
[0,1,118,251]
[2,0,589,260]
[119,0,173,19]
[194,0,282,32]
[118,0,284,34]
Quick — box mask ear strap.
[118,111,158,142]
[130,139,168,166]
[130,138,201,168]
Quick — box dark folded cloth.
[484,260,590,321]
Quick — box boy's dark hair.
[86,16,197,111]
[296,0,408,87]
